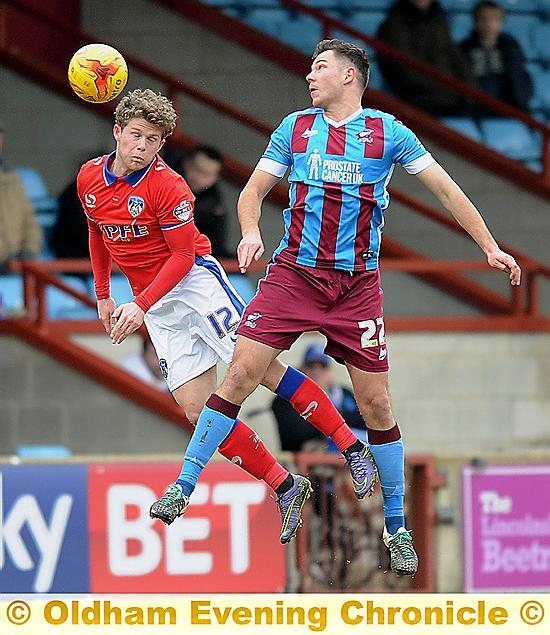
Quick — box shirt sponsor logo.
[127,195,145,218]
[173,200,193,222]
[84,193,96,208]
[307,149,364,184]
[102,224,149,241]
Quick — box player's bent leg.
[218,335,281,404]
[277,474,313,544]
[219,422,312,543]
[150,483,189,525]
[171,366,218,425]
[269,364,377,497]
[346,364,416,573]
[150,368,217,524]
[343,442,378,499]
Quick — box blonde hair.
[115,88,177,138]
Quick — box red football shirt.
[77,153,211,312]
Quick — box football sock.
[177,394,239,496]
[275,366,357,452]
[274,474,294,496]
[218,419,289,490]
[367,424,405,535]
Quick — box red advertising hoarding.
[88,462,286,592]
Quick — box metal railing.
[293,452,444,592]
[3,259,549,332]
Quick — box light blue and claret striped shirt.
[257,107,434,272]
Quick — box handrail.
[157,0,550,197]
[6,257,549,327]
[2,0,273,138]
[390,189,550,277]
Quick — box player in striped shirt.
[170,40,521,575]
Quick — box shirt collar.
[323,108,364,128]
[102,152,156,187]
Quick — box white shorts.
[143,255,246,391]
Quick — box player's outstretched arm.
[416,162,521,286]
[237,169,280,273]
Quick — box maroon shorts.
[236,260,389,372]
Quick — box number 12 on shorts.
[359,317,386,348]
[207,306,240,339]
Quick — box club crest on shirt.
[173,200,193,222]
[127,195,145,217]
[357,128,375,144]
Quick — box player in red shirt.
[79,89,377,545]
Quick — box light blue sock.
[176,406,237,496]
[369,439,405,534]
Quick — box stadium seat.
[480,118,540,161]
[533,22,550,66]
[0,274,24,317]
[344,0,394,9]
[277,14,323,54]
[108,274,135,305]
[228,273,256,303]
[526,160,542,173]
[299,0,342,9]
[449,12,473,42]
[13,167,58,218]
[438,0,477,13]
[245,8,288,37]
[46,275,96,319]
[16,444,71,458]
[349,11,387,38]
[441,117,483,142]
[539,0,550,19]
[366,57,386,90]
[504,15,537,61]
[528,63,550,114]
[499,0,539,13]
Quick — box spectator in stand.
[272,343,366,453]
[50,179,89,259]
[0,121,43,270]
[377,0,471,116]
[164,145,234,259]
[121,337,170,393]
[460,1,533,113]
[50,151,107,260]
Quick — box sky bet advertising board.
[0,462,285,593]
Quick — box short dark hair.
[187,144,223,164]
[312,39,370,91]
[473,1,504,19]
